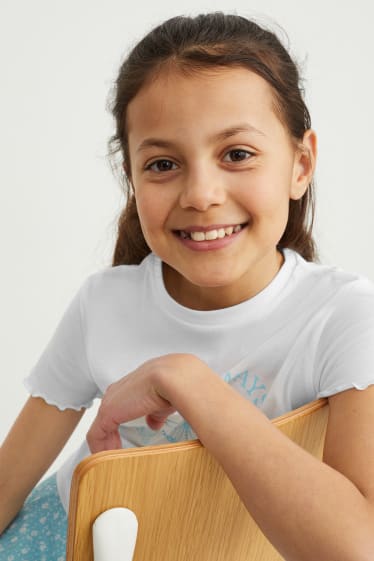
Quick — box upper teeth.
[182,225,242,241]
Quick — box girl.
[1,12,374,561]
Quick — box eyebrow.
[135,123,266,154]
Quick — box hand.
[86,353,198,453]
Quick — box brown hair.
[108,12,318,266]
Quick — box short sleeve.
[23,277,100,410]
[316,278,374,398]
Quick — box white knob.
[93,507,138,561]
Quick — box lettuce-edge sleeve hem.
[317,380,374,399]
[23,378,96,411]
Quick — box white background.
[1,0,373,480]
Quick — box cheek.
[133,192,155,237]
[134,189,170,234]
[241,179,290,215]
[246,161,293,208]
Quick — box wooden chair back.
[66,398,329,561]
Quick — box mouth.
[174,222,249,241]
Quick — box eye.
[144,159,178,173]
[223,149,254,163]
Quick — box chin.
[187,271,236,288]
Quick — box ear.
[290,129,317,200]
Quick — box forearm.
[0,485,25,535]
[159,361,374,561]
[0,397,85,534]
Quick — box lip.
[173,223,248,252]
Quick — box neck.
[162,250,285,311]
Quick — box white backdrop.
[1,0,373,480]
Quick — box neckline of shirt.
[150,248,299,326]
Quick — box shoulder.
[292,254,374,390]
[82,253,155,293]
[288,253,374,399]
[75,253,157,312]
[287,249,374,319]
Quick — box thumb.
[86,414,122,453]
[145,409,175,431]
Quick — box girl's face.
[126,67,316,310]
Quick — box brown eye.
[145,159,177,173]
[224,149,253,162]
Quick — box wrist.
[155,354,224,428]
[154,353,204,408]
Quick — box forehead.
[126,67,286,147]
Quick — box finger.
[145,406,177,430]
[145,413,168,431]
[87,417,122,454]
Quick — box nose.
[178,163,227,211]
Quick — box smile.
[176,223,248,241]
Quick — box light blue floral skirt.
[0,474,67,561]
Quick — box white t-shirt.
[24,248,374,512]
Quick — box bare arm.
[0,396,85,533]
[168,366,374,561]
[88,354,374,561]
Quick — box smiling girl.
[127,65,314,310]
[1,12,374,561]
